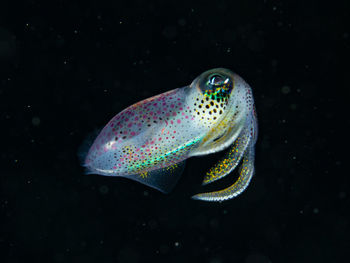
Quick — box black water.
[1,1,348,262]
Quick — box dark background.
[1,0,348,262]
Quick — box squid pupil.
[208,75,224,86]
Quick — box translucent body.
[82,68,257,201]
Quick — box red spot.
[131,131,136,136]
[172,112,177,116]
[177,119,181,124]
[173,130,176,133]
[170,104,175,108]
[158,137,162,141]
[113,166,117,169]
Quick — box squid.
[81,68,258,202]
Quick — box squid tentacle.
[202,123,252,186]
[192,139,255,202]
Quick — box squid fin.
[125,161,186,194]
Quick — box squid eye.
[207,74,226,87]
[196,70,233,98]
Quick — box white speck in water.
[281,86,291,94]
[99,185,109,194]
[32,116,41,126]
[338,192,346,199]
[178,18,186,26]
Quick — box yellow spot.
[139,172,148,178]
